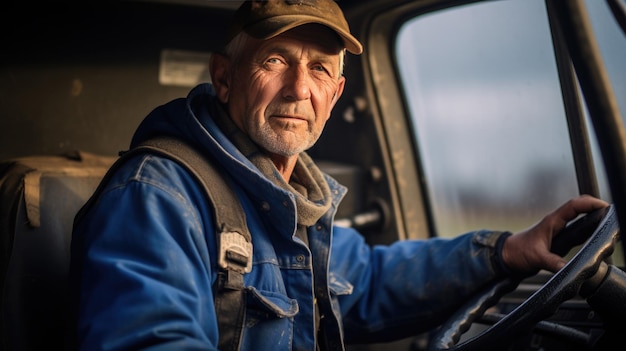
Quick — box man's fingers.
[560,195,609,219]
[502,195,608,274]
[550,195,609,235]
[544,254,567,273]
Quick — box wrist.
[494,231,513,276]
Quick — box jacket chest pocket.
[239,287,299,350]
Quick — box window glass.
[395,0,579,237]
[583,0,626,202]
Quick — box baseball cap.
[227,0,363,55]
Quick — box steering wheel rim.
[428,204,620,351]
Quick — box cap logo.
[285,0,317,5]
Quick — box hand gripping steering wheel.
[428,204,620,351]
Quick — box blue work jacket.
[70,83,508,351]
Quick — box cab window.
[394,0,625,238]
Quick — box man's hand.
[502,195,610,274]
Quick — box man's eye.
[267,58,282,64]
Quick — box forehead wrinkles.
[278,26,343,55]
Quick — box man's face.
[225,25,345,157]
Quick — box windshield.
[395,0,626,238]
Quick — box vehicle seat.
[0,151,115,351]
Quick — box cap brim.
[244,15,363,55]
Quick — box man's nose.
[282,66,311,101]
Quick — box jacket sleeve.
[330,225,509,343]
[70,155,219,351]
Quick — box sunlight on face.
[227,25,346,158]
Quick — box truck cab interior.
[1,0,625,350]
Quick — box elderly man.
[69,1,608,350]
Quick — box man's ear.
[210,53,231,104]
[330,76,346,109]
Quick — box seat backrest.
[0,151,115,351]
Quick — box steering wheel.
[428,204,620,351]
